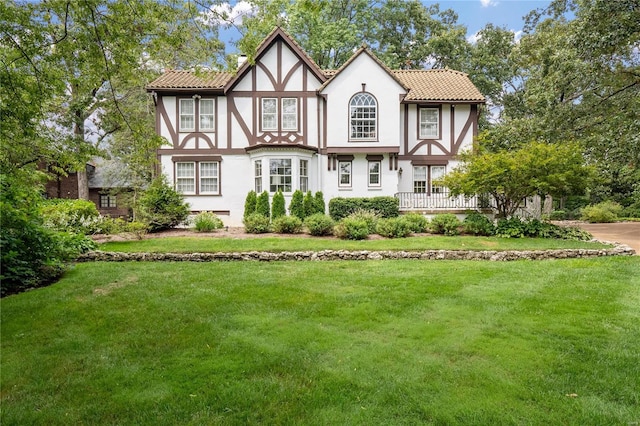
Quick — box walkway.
[577,222,640,254]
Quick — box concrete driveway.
[577,222,640,254]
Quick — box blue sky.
[212,0,554,53]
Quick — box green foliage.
[255,191,270,219]
[581,201,623,223]
[243,213,271,234]
[375,217,412,238]
[272,216,303,234]
[244,191,257,219]
[40,199,102,235]
[495,217,532,238]
[430,214,462,236]
[303,214,335,236]
[444,141,591,218]
[402,213,430,233]
[313,192,326,215]
[136,176,189,232]
[98,217,128,235]
[333,217,370,240]
[303,191,315,218]
[289,190,304,219]
[328,197,399,220]
[462,211,495,236]
[495,217,592,241]
[548,210,567,221]
[348,209,380,234]
[193,212,224,232]
[124,221,148,240]
[271,190,286,219]
[54,232,98,260]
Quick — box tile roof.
[393,69,485,102]
[146,70,233,90]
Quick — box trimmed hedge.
[329,196,399,221]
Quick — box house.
[146,27,485,226]
[44,160,131,218]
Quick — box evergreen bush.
[402,213,429,233]
[431,214,461,236]
[137,175,189,232]
[271,190,286,219]
[313,191,326,215]
[303,191,315,218]
[376,217,411,238]
[289,190,304,219]
[333,217,370,240]
[255,191,270,218]
[243,191,257,219]
[328,196,399,220]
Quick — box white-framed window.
[431,165,446,193]
[282,98,297,131]
[254,160,262,193]
[413,166,427,193]
[299,159,308,193]
[179,99,195,132]
[262,98,278,131]
[269,159,292,192]
[412,165,446,194]
[338,161,352,187]
[368,160,381,187]
[419,108,439,139]
[99,194,117,208]
[199,162,219,194]
[200,99,215,131]
[350,93,377,140]
[176,162,195,194]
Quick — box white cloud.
[200,1,255,27]
[511,30,523,43]
[480,0,498,7]
[467,32,482,44]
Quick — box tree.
[136,175,190,232]
[289,189,304,219]
[302,191,315,218]
[443,141,591,218]
[256,191,270,218]
[271,190,286,219]
[244,190,258,218]
[313,191,326,215]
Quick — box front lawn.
[2,257,639,425]
[98,235,611,253]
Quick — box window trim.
[269,158,293,193]
[172,157,222,196]
[349,92,378,141]
[418,106,441,140]
[261,98,278,131]
[199,99,215,131]
[281,98,298,131]
[412,165,446,195]
[199,161,220,195]
[179,98,195,132]
[99,194,117,208]
[299,159,308,193]
[254,160,263,193]
[175,161,196,194]
[338,160,352,187]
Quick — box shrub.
[313,191,326,215]
[194,211,224,232]
[303,191,315,218]
[255,191,270,218]
[243,213,271,234]
[54,232,97,259]
[304,213,335,236]
[462,211,495,236]
[581,201,623,223]
[137,175,189,232]
[124,221,148,240]
[348,209,379,233]
[40,199,102,235]
[548,210,567,220]
[334,217,370,240]
[430,214,461,236]
[289,190,304,219]
[376,217,411,238]
[495,217,528,238]
[622,201,640,218]
[328,196,399,220]
[271,190,286,219]
[402,213,429,233]
[98,217,128,234]
[244,191,257,219]
[272,215,303,234]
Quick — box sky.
[213,0,555,53]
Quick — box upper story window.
[200,99,215,131]
[179,98,215,132]
[419,108,439,139]
[350,93,377,140]
[262,98,278,131]
[180,99,195,132]
[261,98,298,131]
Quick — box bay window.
[269,159,292,192]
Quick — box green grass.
[98,235,611,253]
[2,257,639,425]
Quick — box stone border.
[78,243,634,262]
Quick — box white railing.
[395,191,486,211]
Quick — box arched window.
[349,93,377,140]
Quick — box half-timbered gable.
[146,27,485,225]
